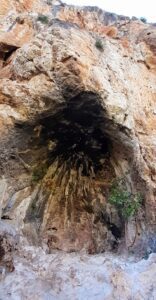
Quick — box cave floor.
[0,244,156,300]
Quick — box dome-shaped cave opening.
[40,92,111,176]
[25,92,127,253]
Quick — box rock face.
[0,0,156,258]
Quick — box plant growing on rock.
[95,39,104,51]
[140,17,147,23]
[108,178,142,220]
[37,14,49,24]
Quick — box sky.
[64,0,155,22]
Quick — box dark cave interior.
[40,92,112,176]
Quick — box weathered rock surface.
[0,0,156,297]
[0,242,156,300]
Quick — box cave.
[40,91,112,176]
[23,91,127,253]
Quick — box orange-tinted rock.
[120,37,130,49]
[0,22,33,49]
[138,28,156,54]
[0,0,50,17]
[0,65,13,79]
[137,27,156,69]
[98,25,118,38]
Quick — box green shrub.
[140,17,147,23]
[108,179,142,219]
[95,39,104,51]
[37,14,49,24]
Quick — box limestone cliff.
[0,1,156,298]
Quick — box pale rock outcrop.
[0,244,156,299]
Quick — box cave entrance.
[41,92,112,177]
[26,92,123,253]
